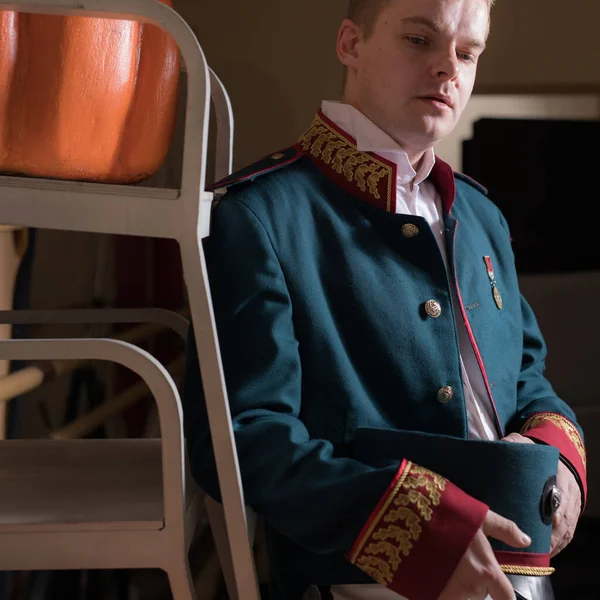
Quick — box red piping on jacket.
[452,221,505,437]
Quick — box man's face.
[340,0,489,152]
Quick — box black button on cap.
[541,475,561,525]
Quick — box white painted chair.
[0,1,260,599]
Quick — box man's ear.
[336,19,363,70]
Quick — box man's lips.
[418,95,454,109]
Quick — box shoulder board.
[454,171,488,196]
[206,145,303,192]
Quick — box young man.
[183,1,587,599]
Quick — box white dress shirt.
[308,101,500,600]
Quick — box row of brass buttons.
[402,222,453,404]
[426,295,451,402]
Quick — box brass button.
[425,300,442,318]
[401,223,420,238]
[437,386,454,403]
[271,152,285,160]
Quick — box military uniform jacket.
[183,111,587,600]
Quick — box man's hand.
[550,459,581,556]
[439,509,531,600]
[502,433,581,557]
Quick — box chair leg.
[179,239,261,600]
[166,561,196,600]
[205,495,259,600]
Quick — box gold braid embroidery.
[331,147,356,178]
[501,565,555,576]
[521,412,587,470]
[352,462,447,585]
[356,555,394,584]
[298,114,393,209]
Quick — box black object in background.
[462,117,600,274]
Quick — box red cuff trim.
[521,412,587,504]
[348,460,488,600]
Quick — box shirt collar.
[321,100,436,186]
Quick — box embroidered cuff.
[520,412,587,507]
[347,459,488,600]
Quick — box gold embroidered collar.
[298,110,456,213]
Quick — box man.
[183,0,587,599]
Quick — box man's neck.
[338,97,428,171]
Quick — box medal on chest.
[484,255,503,310]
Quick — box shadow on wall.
[519,272,600,407]
[173,0,346,170]
[212,59,297,172]
[519,271,600,519]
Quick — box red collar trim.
[298,110,457,213]
[429,157,456,213]
[298,111,397,212]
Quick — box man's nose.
[432,51,460,81]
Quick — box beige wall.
[173,0,600,169]
[174,0,346,170]
[479,0,600,87]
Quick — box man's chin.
[401,128,452,152]
[416,118,456,147]
[386,115,456,151]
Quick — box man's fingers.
[552,510,562,528]
[551,525,575,557]
[551,510,576,557]
[551,489,579,557]
[483,510,531,549]
[551,527,574,558]
[466,587,489,600]
[502,433,533,445]
[550,510,567,553]
[549,530,562,557]
[484,565,516,600]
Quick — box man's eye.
[407,36,427,46]
[459,52,475,62]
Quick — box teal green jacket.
[183,112,587,600]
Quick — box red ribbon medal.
[484,256,503,310]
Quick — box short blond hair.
[347,0,495,38]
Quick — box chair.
[0,224,28,439]
[0,1,260,598]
